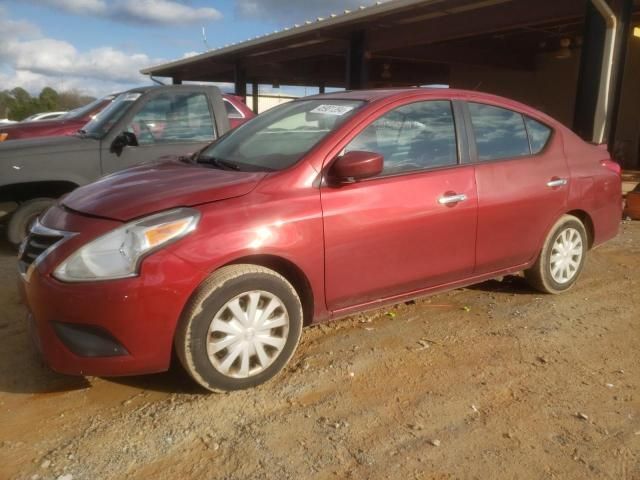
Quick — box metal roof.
[140,0,436,75]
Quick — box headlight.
[53,208,200,282]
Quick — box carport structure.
[142,0,640,169]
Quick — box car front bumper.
[18,206,205,377]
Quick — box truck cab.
[0,85,231,245]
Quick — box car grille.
[18,222,70,276]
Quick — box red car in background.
[19,88,621,393]
[0,93,253,142]
[223,94,255,129]
[0,95,117,141]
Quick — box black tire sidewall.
[187,272,302,391]
[7,198,55,245]
[541,218,587,292]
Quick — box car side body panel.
[18,88,622,378]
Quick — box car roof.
[302,87,559,126]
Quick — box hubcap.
[206,290,289,379]
[550,227,583,284]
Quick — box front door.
[101,89,217,175]
[321,99,478,312]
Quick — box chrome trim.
[438,193,468,205]
[546,178,568,188]
[18,220,77,283]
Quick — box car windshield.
[199,99,365,171]
[80,92,142,138]
[63,96,112,120]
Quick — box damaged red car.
[19,88,621,392]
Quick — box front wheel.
[175,265,303,392]
[525,215,588,294]
[7,198,55,246]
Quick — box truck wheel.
[175,265,303,392]
[7,198,55,246]
[525,215,587,294]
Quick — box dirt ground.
[0,222,638,480]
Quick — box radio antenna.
[202,27,211,50]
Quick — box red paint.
[21,89,621,377]
[0,98,113,141]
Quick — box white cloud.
[0,8,162,96]
[116,0,222,25]
[235,0,390,22]
[38,0,108,15]
[24,0,222,25]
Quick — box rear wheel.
[6,198,55,246]
[525,215,587,294]
[175,265,303,392]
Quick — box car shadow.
[467,275,540,295]
[102,361,207,395]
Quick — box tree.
[0,87,96,121]
[7,88,40,120]
[39,87,60,111]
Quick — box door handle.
[546,178,568,188]
[438,193,468,205]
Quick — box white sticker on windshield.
[310,104,354,116]
[122,93,142,101]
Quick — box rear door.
[100,86,229,175]
[465,101,569,273]
[321,98,478,312]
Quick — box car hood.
[62,160,267,221]
[0,134,95,157]
[0,117,77,131]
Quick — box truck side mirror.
[110,131,138,156]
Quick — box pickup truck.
[0,85,234,245]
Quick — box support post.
[346,31,369,90]
[607,0,634,148]
[319,82,326,94]
[234,64,247,101]
[251,82,259,114]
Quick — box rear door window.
[468,103,530,161]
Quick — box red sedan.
[19,88,621,392]
[0,95,116,141]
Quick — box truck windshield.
[199,99,365,171]
[80,92,142,138]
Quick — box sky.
[0,0,385,98]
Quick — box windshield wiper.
[197,155,242,171]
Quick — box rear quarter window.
[524,117,553,154]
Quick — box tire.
[175,264,303,392]
[7,198,55,246]
[525,215,588,294]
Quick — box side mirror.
[110,131,138,156]
[328,150,383,184]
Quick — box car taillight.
[0,133,7,142]
[601,159,621,175]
